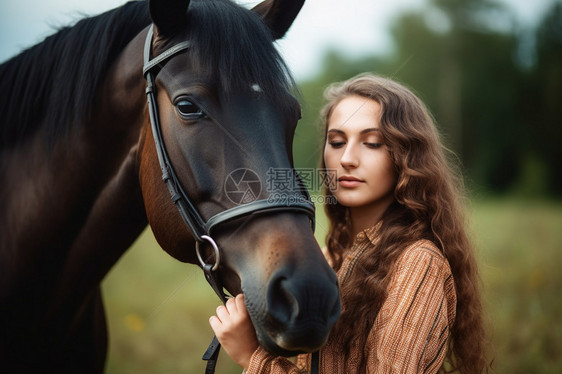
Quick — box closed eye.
[328,141,346,148]
[364,143,383,149]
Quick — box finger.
[225,296,238,314]
[235,294,247,315]
[209,315,222,332]
[215,304,230,322]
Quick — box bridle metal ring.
[195,235,221,271]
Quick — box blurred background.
[2,0,561,372]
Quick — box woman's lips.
[338,176,364,188]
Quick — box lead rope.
[311,351,319,374]
[200,261,228,374]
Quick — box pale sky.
[0,0,553,80]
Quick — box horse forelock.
[186,0,298,104]
[0,0,151,151]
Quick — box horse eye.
[176,99,205,120]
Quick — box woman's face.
[323,95,396,214]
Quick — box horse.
[0,0,341,371]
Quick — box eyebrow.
[327,128,380,135]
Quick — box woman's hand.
[209,294,259,370]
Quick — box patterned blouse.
[245,224,457,374]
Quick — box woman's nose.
[340,144,359,169]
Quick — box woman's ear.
[251,0,305,40]
[149,0,190,36]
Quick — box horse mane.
[0,0,151,150]
[186,0,297,103]
[0,0,297,151]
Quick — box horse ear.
[252,0,305,40]
[149,0,190,36]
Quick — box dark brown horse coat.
[0,0,339,372]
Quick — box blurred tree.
[293,0,561,197]
[531,0,562,195]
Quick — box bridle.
[142,25,316,373]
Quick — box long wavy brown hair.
[321,74,489,373]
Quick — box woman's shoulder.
[401,239,445,259]
[384,240,456,309]
[395,239,452,277]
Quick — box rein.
[142,25,317,373]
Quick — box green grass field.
[102,198,562,373]
[471,199,562,373]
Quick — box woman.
[209,74,490,373]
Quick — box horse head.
[138,0,340,356]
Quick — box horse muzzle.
[245,264,341,356]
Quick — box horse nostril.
[261,266,341,353]
[266,273,299,325]
[265,269,341,326]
